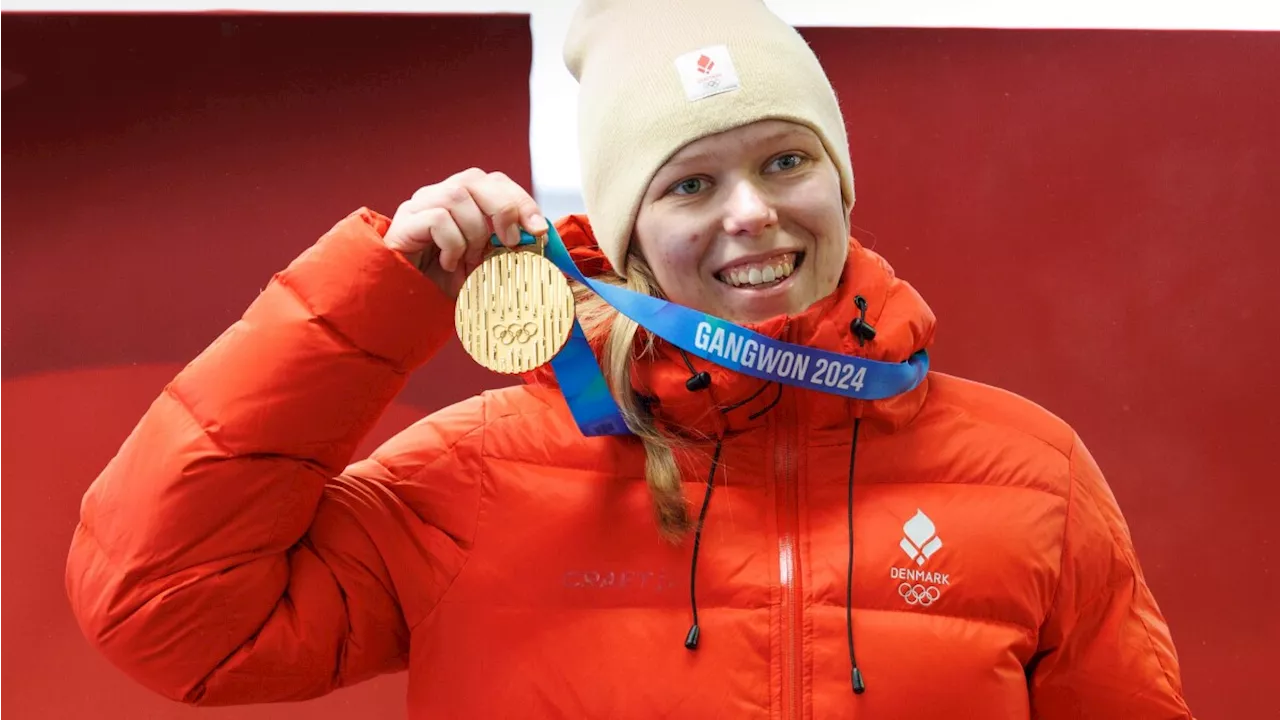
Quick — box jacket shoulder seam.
[927,375,1074,460]
[893,399,1073,499]
[953,402,1072,463]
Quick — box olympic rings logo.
[493,322,538,345]
[898,583,941,606]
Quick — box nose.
[721,179,777,237]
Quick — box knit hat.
[563,0,856,276]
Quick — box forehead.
[664,120,820,165]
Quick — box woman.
[66,0,1194,717]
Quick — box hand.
[383,168,548,297]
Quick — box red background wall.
[810,27,1279,719]
[3,15,1276,719]
[1,14,529,718]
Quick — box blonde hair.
[571,253,691,543]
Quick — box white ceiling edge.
[3,0,1278,30]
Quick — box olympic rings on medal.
[493,322,539,345]
[898,583,941,606]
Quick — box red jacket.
[67,208,1193,718]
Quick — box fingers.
[423,209,468,273]
[407,182,488,270]
[383,205,464,271]
[385,168,547,287]
[461,170,548,247]
[410,169,544,237]
[443,183,491,250]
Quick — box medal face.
[455,249,576,375]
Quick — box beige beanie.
[564,0,856,276]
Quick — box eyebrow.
[662,128,818,170]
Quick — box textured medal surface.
[455,250,575,374]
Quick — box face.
[632,120,849,324]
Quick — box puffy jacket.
[67,208,1193,719]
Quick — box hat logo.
[674,45,740,102]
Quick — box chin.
[717,289,816,324]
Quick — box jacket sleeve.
[65,208,482,705]
[1029,436,1194,719]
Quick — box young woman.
[66,1,1194,717]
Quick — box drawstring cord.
[682,385,778,650]
[684,438,723,649]
[748,382,784,420]
[678,348,758,651]
[846,417,866,694]
[848,295,873,693]
[677,347,718,651]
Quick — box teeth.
[717,253,798,288]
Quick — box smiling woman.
[65,0,1197,718]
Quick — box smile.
[715,252,803,289]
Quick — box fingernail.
[506,223,521,247]
[530,213,547,233]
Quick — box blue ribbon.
[489,226,929,436]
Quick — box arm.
[1028,436,1194,719]
[65,208,478,705]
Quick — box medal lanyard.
[473,228,929,437]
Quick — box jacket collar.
[530,214,936,438]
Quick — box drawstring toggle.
[684,624,701,650]
[852,667,866,694]
[851,295,877,346]
[685,371,712,392]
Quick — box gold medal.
[455,239,576,375]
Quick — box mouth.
[715,251,804,289]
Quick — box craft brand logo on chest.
[563,569,673,593]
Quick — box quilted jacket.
[66,208,1193,719]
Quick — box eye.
[669,177,707,196]
[767,153,807,173]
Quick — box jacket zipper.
[776,397,801,720]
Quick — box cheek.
[647,236,705,282]
[791,170,846,236]
[818,232,849,284]
[794,197,848,284]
